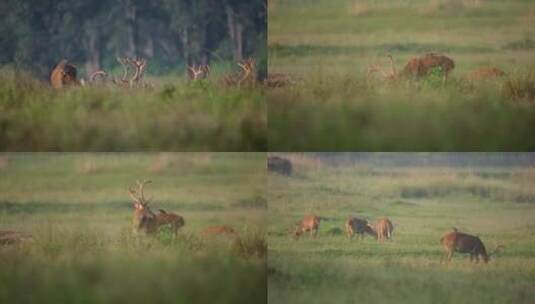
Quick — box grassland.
[268,0,535,150]
[0,153,266,304]
[268,153,535,304]
[0,66,266,151]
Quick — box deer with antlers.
[50,59,82,89]
[440,228,503,264]
[129,180,184,237]
[187,64,210,81]
[223,57,257,87]
[88,57,148,88]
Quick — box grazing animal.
[466,67,506,81]
[267,156,292,176]
[365,218,394,242]
[400,53,455,84]
[187,64,210,81]
[294,214,321,239]
[264,73,299,88]
[201,225,237,236]
[129,180,185,237]
[440,228,503,264]
[49,59,81,89]
[345,217,370,239]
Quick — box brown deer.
[0,230,33,245]
[400,53,455,84]
[294,214,321,239]
[465,67,506,81]
[49,59,81,89]
[223,57,257,87]
[129,180,184,237]
[106,57,148,88]
[201,225,237,236]
[364,217,394,242]
[187,64,210,81]
[345,217,370,239]
[440,228,503,264]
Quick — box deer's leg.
[447,250,453,262]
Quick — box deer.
[364,217,394,242]
[294,214,321,240]
[0,230,33,245]
[49,59,82,89]
[111,57,148,88]
[345,216,370,240]
[187,64,210,81]
[465,67,506,81]
[201,225,237,236]
[376,53,455,85]
[223,57,257,87]
[128,180,184,238]
[440,228,503,264]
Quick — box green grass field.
[0,153,266,303]
[0,67,266,151]
[268,154,535,303]
[268,0,535,150]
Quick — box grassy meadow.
[268,153,535,303]
[0,153,266,304]
[268,0,535,150]
[0,66,266,151]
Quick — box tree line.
[0,0,266,78]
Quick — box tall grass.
[268,154,535,304]
[0,69,266,151]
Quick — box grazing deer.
[201,225,237,236]
[264,73,300,88]
[50,59,81,89]
[400,53,455,84]
[294,214,321,239]
[440,228,503,264]
[345,217,370,240]
[465,67,506,81]
[128,180,184,237]
[364,217,394,242]
[187,64,210,81]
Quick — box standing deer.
[440,228,503,264]
[187,64,210,81]
[50,59,81,89]
[129,180,184,237]
[345,216,370,240]
[294,214,321,239]
[365,217,394,242]
[401,53,455,84]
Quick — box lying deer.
[440,228,503,264]
[201,225,237,236]
[129,180,184,237]
[187,64,210,81]
[465,67,506,81]
[294,214,321,240]
[89,57,148,88]
[0,230,33,245]
[222,57,257,87]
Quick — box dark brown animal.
[400,53,455,84]
[294,214,321,239]
[345,217,369,239]
[129,180,184,237]
[440,228,503,264]
[49,59,80,89]
[267,156,292,176]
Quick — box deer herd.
[293,214,503,264]
[49,56,260,89]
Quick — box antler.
[129,180,152,205]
